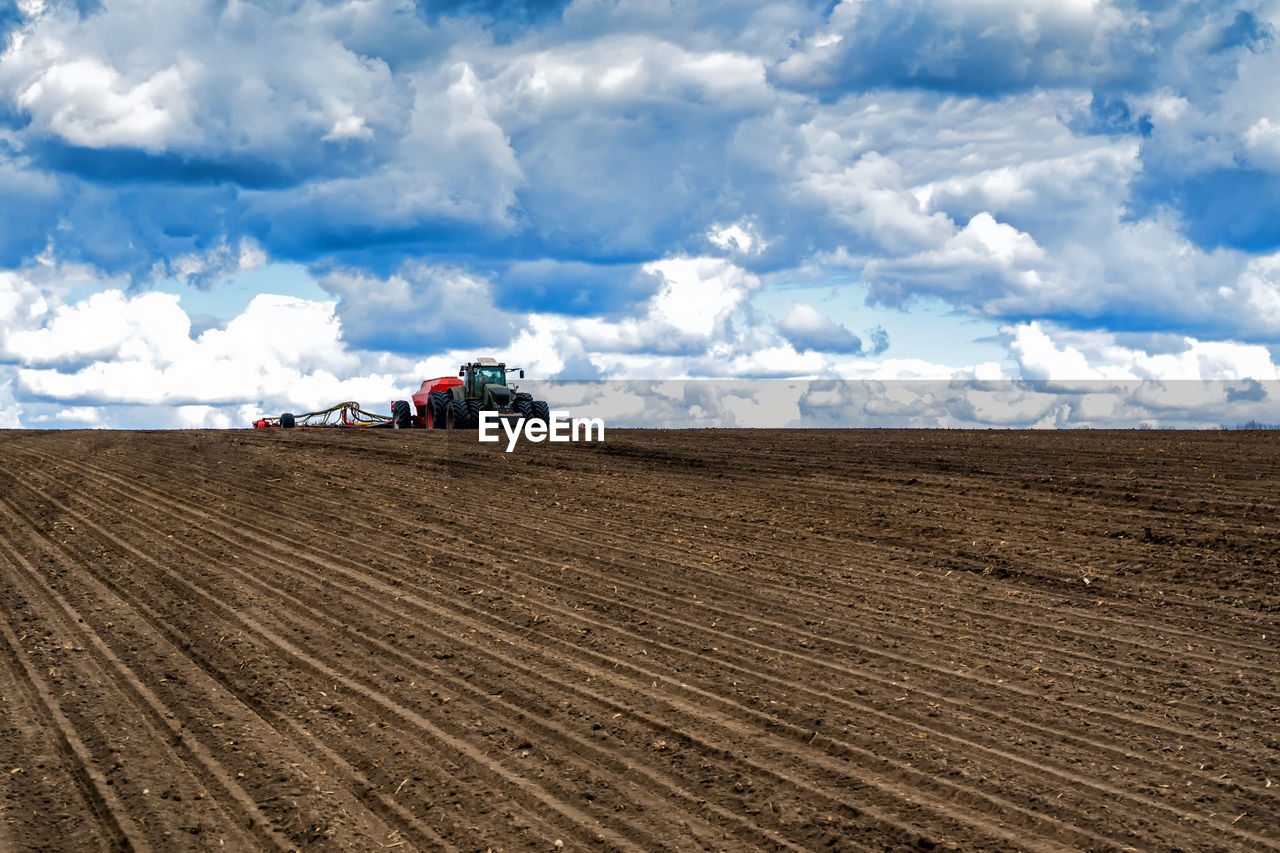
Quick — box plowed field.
[0,428,1277,851]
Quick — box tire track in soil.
[141,443,1276,793]
[0,567,147,851]
[204,435,1275,687]
[408,455,1278,670]
[416,485,1278,735]
[18,450,1038,851]
[0,499,486,853]
[0,515,293,851]
[35,438,1274,845]
[0,495,449,853]
[241,432,1280,845]
[3,429,1277,851]
[102,443,1278,756]
[94,450,1254,829]
[0,589,111,852]
[455,431,1279,638]
[25,446,1276,851]
[0,475,665,853]
[14,486,770,851]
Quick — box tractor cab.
[458,358,524,406]
[469,364,506,395]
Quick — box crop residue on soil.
[0,428,1276,851]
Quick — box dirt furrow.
[29,451,1068,851]
[208,437,1275,673]
[200,453,1274,769]
[1,428,1276,852]
[0,493,461,853]
[0,593,143,852]
[36,446,1274,850]
[2,481,640,852]
[94,443,1278,759]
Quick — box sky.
[1,0,1280,428]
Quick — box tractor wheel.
[392,400,412,429]
[428,392,448,429]
[529,400,550,426]
[515,399,532,422]
[465,399,483,429]
[446,399,468,430]
[280,412,296,429]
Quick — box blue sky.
[1,0,1279,428]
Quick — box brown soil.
[0,428,1277,851]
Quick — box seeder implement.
[252,401,394,429]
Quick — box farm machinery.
[253,358,550,430]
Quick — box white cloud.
[863,212,1048,308]
[250,61,525,231]
[708,220,766,255]
[833,356,1008,381]
[151,237,267,286]
[773,0,1131,92]
[16,59,195,152]
[1007,321,1280,380]
[0,268,52,351]
[14,289,406,412]
[3,0,1280,429]
[0,373,21,427]
[565,256,761,354]
[1244,117,1280,170]
[175,404,233,429]
[317,261,519,351]
[50,405,101,422]
[775,302,866,353]
[800,150,954,254]
[486,36,769,119]
[7,289,192,367]
[0,0,412,159]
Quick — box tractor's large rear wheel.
[465,399,483,429]
[428,392,448,429]
[529,400,550,426]
[446,399,468,430]
[515,399,532,422]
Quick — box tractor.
[407,358,550,429]
[253,357,548,430]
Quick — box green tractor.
[421,358,550,429]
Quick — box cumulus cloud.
[708,219,767,255]
[1007,321,1280,380]
[564,256,761,354]
[2,0,413,167]
[863,212,1048,309]
[15,59,195,152]
[315,261,519,353]
[775,301,888,355]
[3,0,1280,427]
[13,288,408,413]
[0,371,21,427]
[772,0,1132,96]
